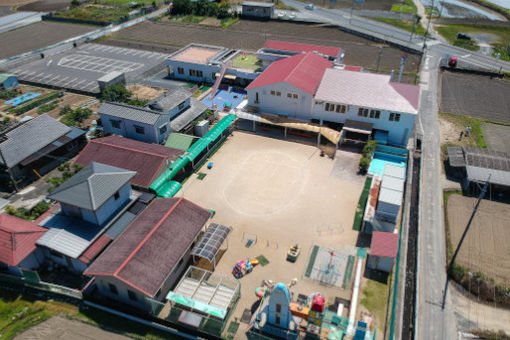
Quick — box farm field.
[0,21,94,59]
[441,70,510,123]
[103,20,421,75]
[446,194,510,285]
[17,0,72,11]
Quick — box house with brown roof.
[74,136,183,190]
[0,213,47,276]
[367,231,399,273]
[84,197,212,310]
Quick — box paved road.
[281,0,510,72]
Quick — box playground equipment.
[287,244,300,262]
[209,63,228,100]
[232,259,259,279]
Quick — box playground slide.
[209,63,228,100]
[150,114,236,197]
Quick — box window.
[287,93,292,98]
[276,91,281,96]
[369,110,381,119]
[128,290,138,301]
[293,94,298,99]
[134,125,145,134]
[336,104,346,113]
[177,67,184,75]
[110,119,121,129]
[160,125,167,135]
[389,113,401,122]
[276,304,281,313]
[358,108,369,117]
[270,90,275,96]
[325,103,331,111]
[189,69,202,77]
[255,92,259,103]
[114,191,120,200]
[276,315,281,324]
[178,102,185,110]
[108,283,118,295]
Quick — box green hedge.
[353,176,373,231]
[8,92,63,116]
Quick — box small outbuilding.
[367,231,399,273]
[0,74,18,89]
[242,2,275,18]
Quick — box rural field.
[103,20,421,75]
[0,21,95,59]
[440,70,510,123]
[447,194,510,286]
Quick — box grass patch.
[220,16,239,28]
[37,100,59,114]
[352,176,372,231]
[492,43,510,62]
[453,38,479,51]
[390,0,416,14]
[256,255,269,266]
[360,276,391,331]
[231,54,260,70]
[54,5,131,23]
[437,24,510,53]
[440,112,487,149]
[275,3,296,10]
[371,17,426,36]
[305,245,319,277]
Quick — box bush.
[126,98,149,106]
[37,100,59,114]
[5,201,51,221]
[362,140,377,157]
[0,89,19,100]
[47,162,83,192]
[59,105,92,127]
[359,157,370,174]
[101,85,132,102]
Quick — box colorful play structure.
[150,114,236,197]
[232,259,259,279]
[4,91,40,106]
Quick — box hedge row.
[8,91,63,116]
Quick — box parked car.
[289,13,296,19]
[305,3,315,10]
[456,32,472,40]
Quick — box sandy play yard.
[447,194,510,285]
[178,132,364,333]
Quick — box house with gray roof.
[37,162,139,273]
[0,114,86,190]
[98,87,208,143]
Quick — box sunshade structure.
[167,266,240,320]
[191,223,231,268]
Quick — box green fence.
[353,176,373,231]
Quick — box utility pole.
[375,46,383,73]
[442,177,490,309]
[422,0,435,53]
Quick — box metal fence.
[0,272,83,300]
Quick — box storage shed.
[375,165,405,224]
[367,231,399,272]
[242,2,274,18]
[0,74,18,89]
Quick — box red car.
[448,56,457,68]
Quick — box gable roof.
[246,52,332,95]
[0,115,71,168]
[147,87,192,112]
[370,231,399,258]
[74,136,183,189]
[315,68,420,114]
[264,40,340,58]
[85,198,212,297]
[48,162,136,211]
[98,102,162,125]
[0,214,46,266]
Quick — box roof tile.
[0,214,46,266]
[370,231,399,258]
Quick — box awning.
[343,120,373,135]
[215,73,237,80]
[191,223,231,264]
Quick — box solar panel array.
[191,223,232,262]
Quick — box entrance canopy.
[191,223,231,265]
[343,120,373,135]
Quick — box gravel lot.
[447,194,510,285]
[440,71,510,123]
[105,20,421,75]
[0,21,95,59]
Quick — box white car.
[289,13,296,19]
[277,11,286,18]
[305,3,314,10]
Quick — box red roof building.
[74,136,183,189]
[370,231,399,258]
[264,40,341,58]
[0,214,46,267]
[246,52,332,95]
[85,197,212,299]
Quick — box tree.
[171,0,193,15]
[101,85,132,103]
[71,0,80,8]
[217,2,231,19]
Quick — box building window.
[177,67,184,75]
[276,304,281,313]
[293,94,298,99]
[270,90,275,96]
[178,102,185,110]
[325,103,331,112]
[255,92,259,103]
[389,113,401,122]
[276,91,281,96]
[134,125,145,134]
[114,191,120,200]
[287,93,292,98]
[358,108,369,117]
[110,119,121,129]
[369,110,381,119]
[128,290,138,301]
[276,315,281,324]
[189,69,202,77]
[160,125,167,135]
[108,283,118,295]
[336,104,346,113]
